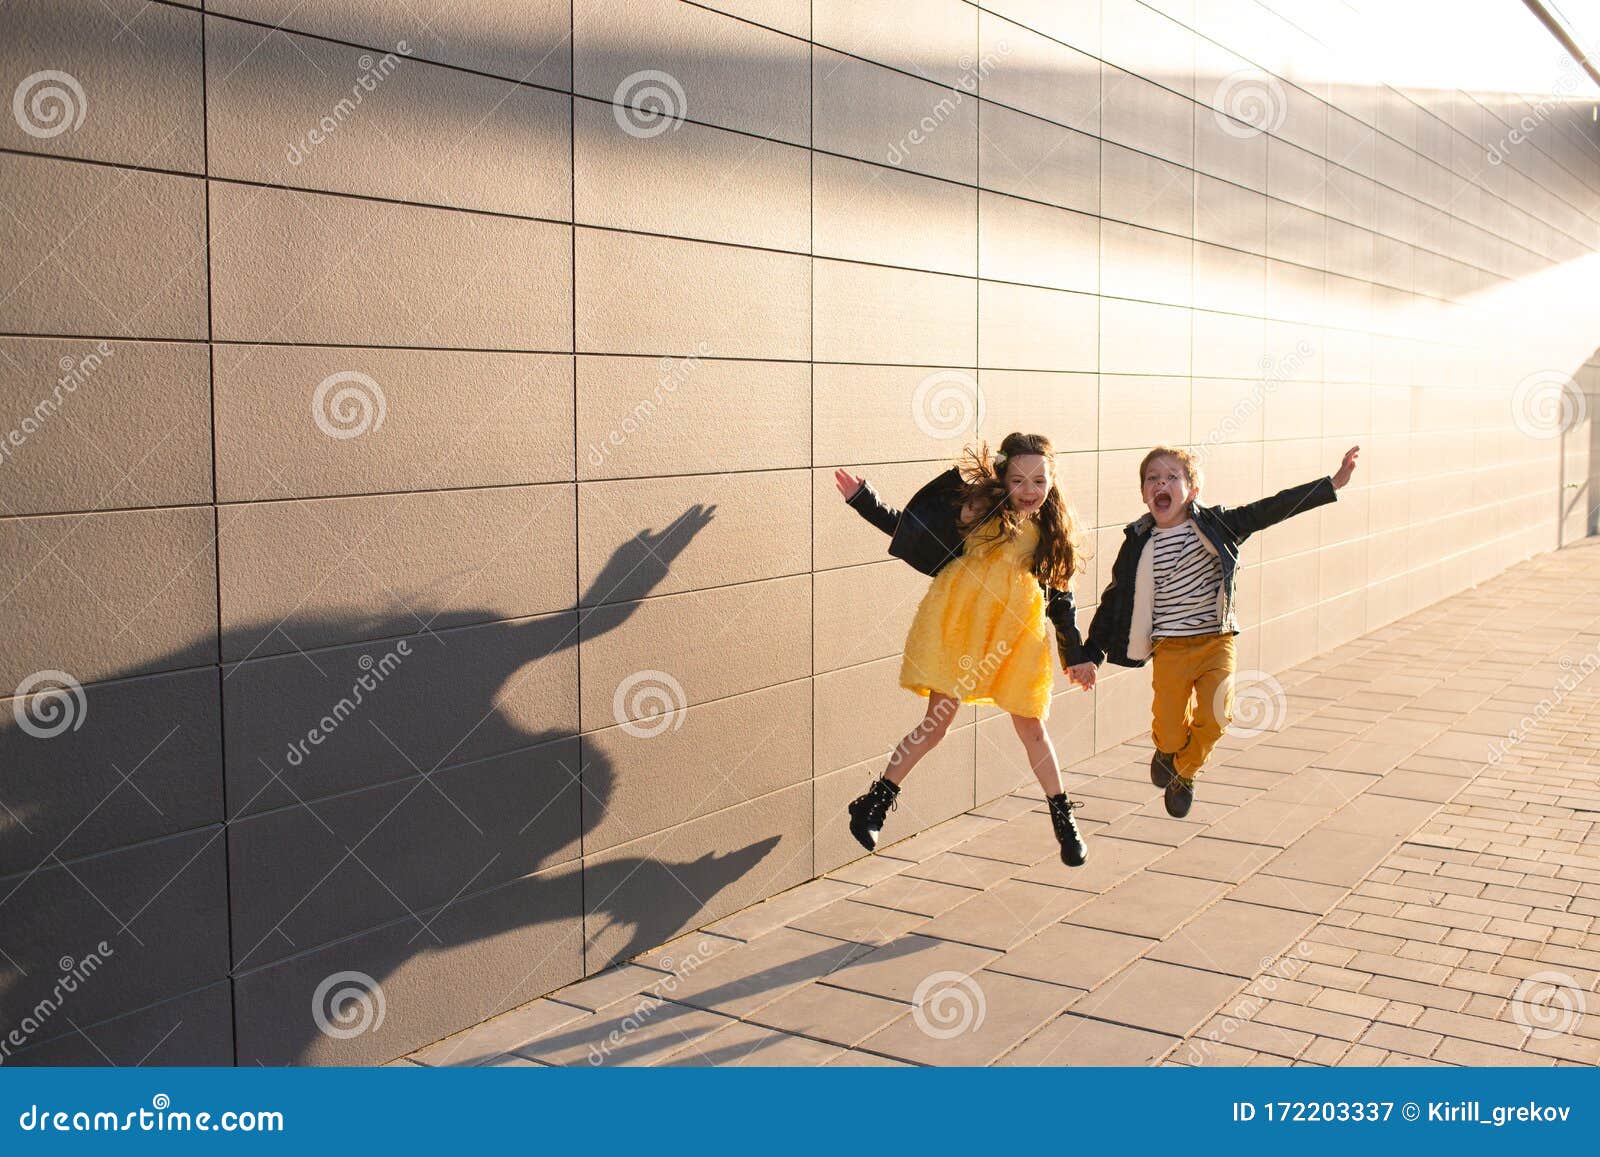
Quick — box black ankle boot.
[847,775,900,852]
[1047,793,1088,867]
[1164,774,1194,818]
[1150,748,1178,788]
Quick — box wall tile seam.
[963,0,1600,238]
[10,10,1598,241]
[3,976,231,1060]
[227,776,820,978]
[808,0,817,884]
[3,144,1585,282]
[0,459,1529,538]
[981,0,1600,229]
[226,853,586,981]
[225,734,589,824]
[0,817,227,888]
[198,4,580,101]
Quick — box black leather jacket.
[846,466,1088,669]
[1084,475,1339,668]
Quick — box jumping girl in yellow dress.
[835,431,1098,867]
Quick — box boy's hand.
[1067,662,1097,690]
[834,468,865,501]
[1331,444,1359,490]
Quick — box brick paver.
[405,541,1600,1067]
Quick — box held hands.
[1066,662,1097,690]
[1331,445,1360,490]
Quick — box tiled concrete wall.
[3,0,1598,1065]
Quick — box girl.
[834,431,1098,867]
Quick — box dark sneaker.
[1150,749,1178,788]
[1046,793,1088,867]
[1164,774,1194,818]
[847,775,900,852]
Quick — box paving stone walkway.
[403,541,1600,1067]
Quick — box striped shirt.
[1150,519,1222,637]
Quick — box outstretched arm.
[836,468,900,537]
[1214,446,1357,540]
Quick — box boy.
[1072,444,1360,816]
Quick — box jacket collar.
[1125,499,1217,537]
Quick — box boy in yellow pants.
[1076,444,1360,815]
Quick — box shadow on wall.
[0,505,795,1066]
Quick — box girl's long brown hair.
[952,431,1088,590]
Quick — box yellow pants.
[1150,632,1236,781]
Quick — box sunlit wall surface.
[1,0,1598,1065]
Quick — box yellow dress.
[899,513,1054,720]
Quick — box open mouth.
[1153,493,1173,514]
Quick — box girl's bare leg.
[883,691,961,786]
[1010,713,1064,796]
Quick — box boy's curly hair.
[1138,445,1203,491]
[951,431,1088,590]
